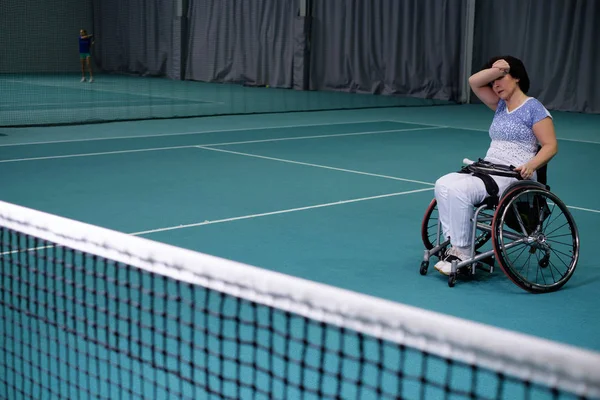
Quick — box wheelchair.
[419,158,580,293]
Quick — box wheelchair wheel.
[421,198,492,250]
[491,185,580,294]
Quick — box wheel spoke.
[494,187,579,293]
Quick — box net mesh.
[0,1,457,128]
[1,200,600,400]
[0,74,454,128]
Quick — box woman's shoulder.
[522,97,553,125]
[524,97,544,107]
[524,97,551,113]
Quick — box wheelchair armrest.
[461,158,523,180]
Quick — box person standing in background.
[79,29,94,83]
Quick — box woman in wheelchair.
[432,56,558,276]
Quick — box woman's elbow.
[545,141,558,158]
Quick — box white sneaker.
[80,77,86,82]
[434,247,468,275]
[89,77,94,83]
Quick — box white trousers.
[434,172,518,248]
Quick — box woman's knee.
[436,173,484,203]
[435,172,462,190]
[435,173,461,200]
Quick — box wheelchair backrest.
[536,145,548,186]
[537,164,548,185]
[502,145,551,233]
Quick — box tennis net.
[0,73,456,128]
[1,199,599,400]
[0,0,458,128]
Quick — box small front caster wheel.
[448,273,457,287]
[420,261,429,275]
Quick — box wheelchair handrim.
[421,198,438,250]
[492,186,580,294]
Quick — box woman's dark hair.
[483,55,530,94]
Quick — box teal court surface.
[1,102,599,351]
[1,97,600,399]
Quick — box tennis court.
[2,84,600,399]
[2,95,599,344]
[2,0,600,398]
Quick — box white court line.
[386,119,600,145]
[196,145,434,186]
[2,78,221,104]
[0,188,433,255]
[0,244,54,256]
[1,121,597,214]
[565,205,600,214]
[0,126,442,163]
[0,145,197,163]
[130,188,435,236]
[194,126,441,148]
[0,99,185,107]
[0,119,427,147]
[1,103,224,112]
[197,145,600,215]
[2,186,597,252]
